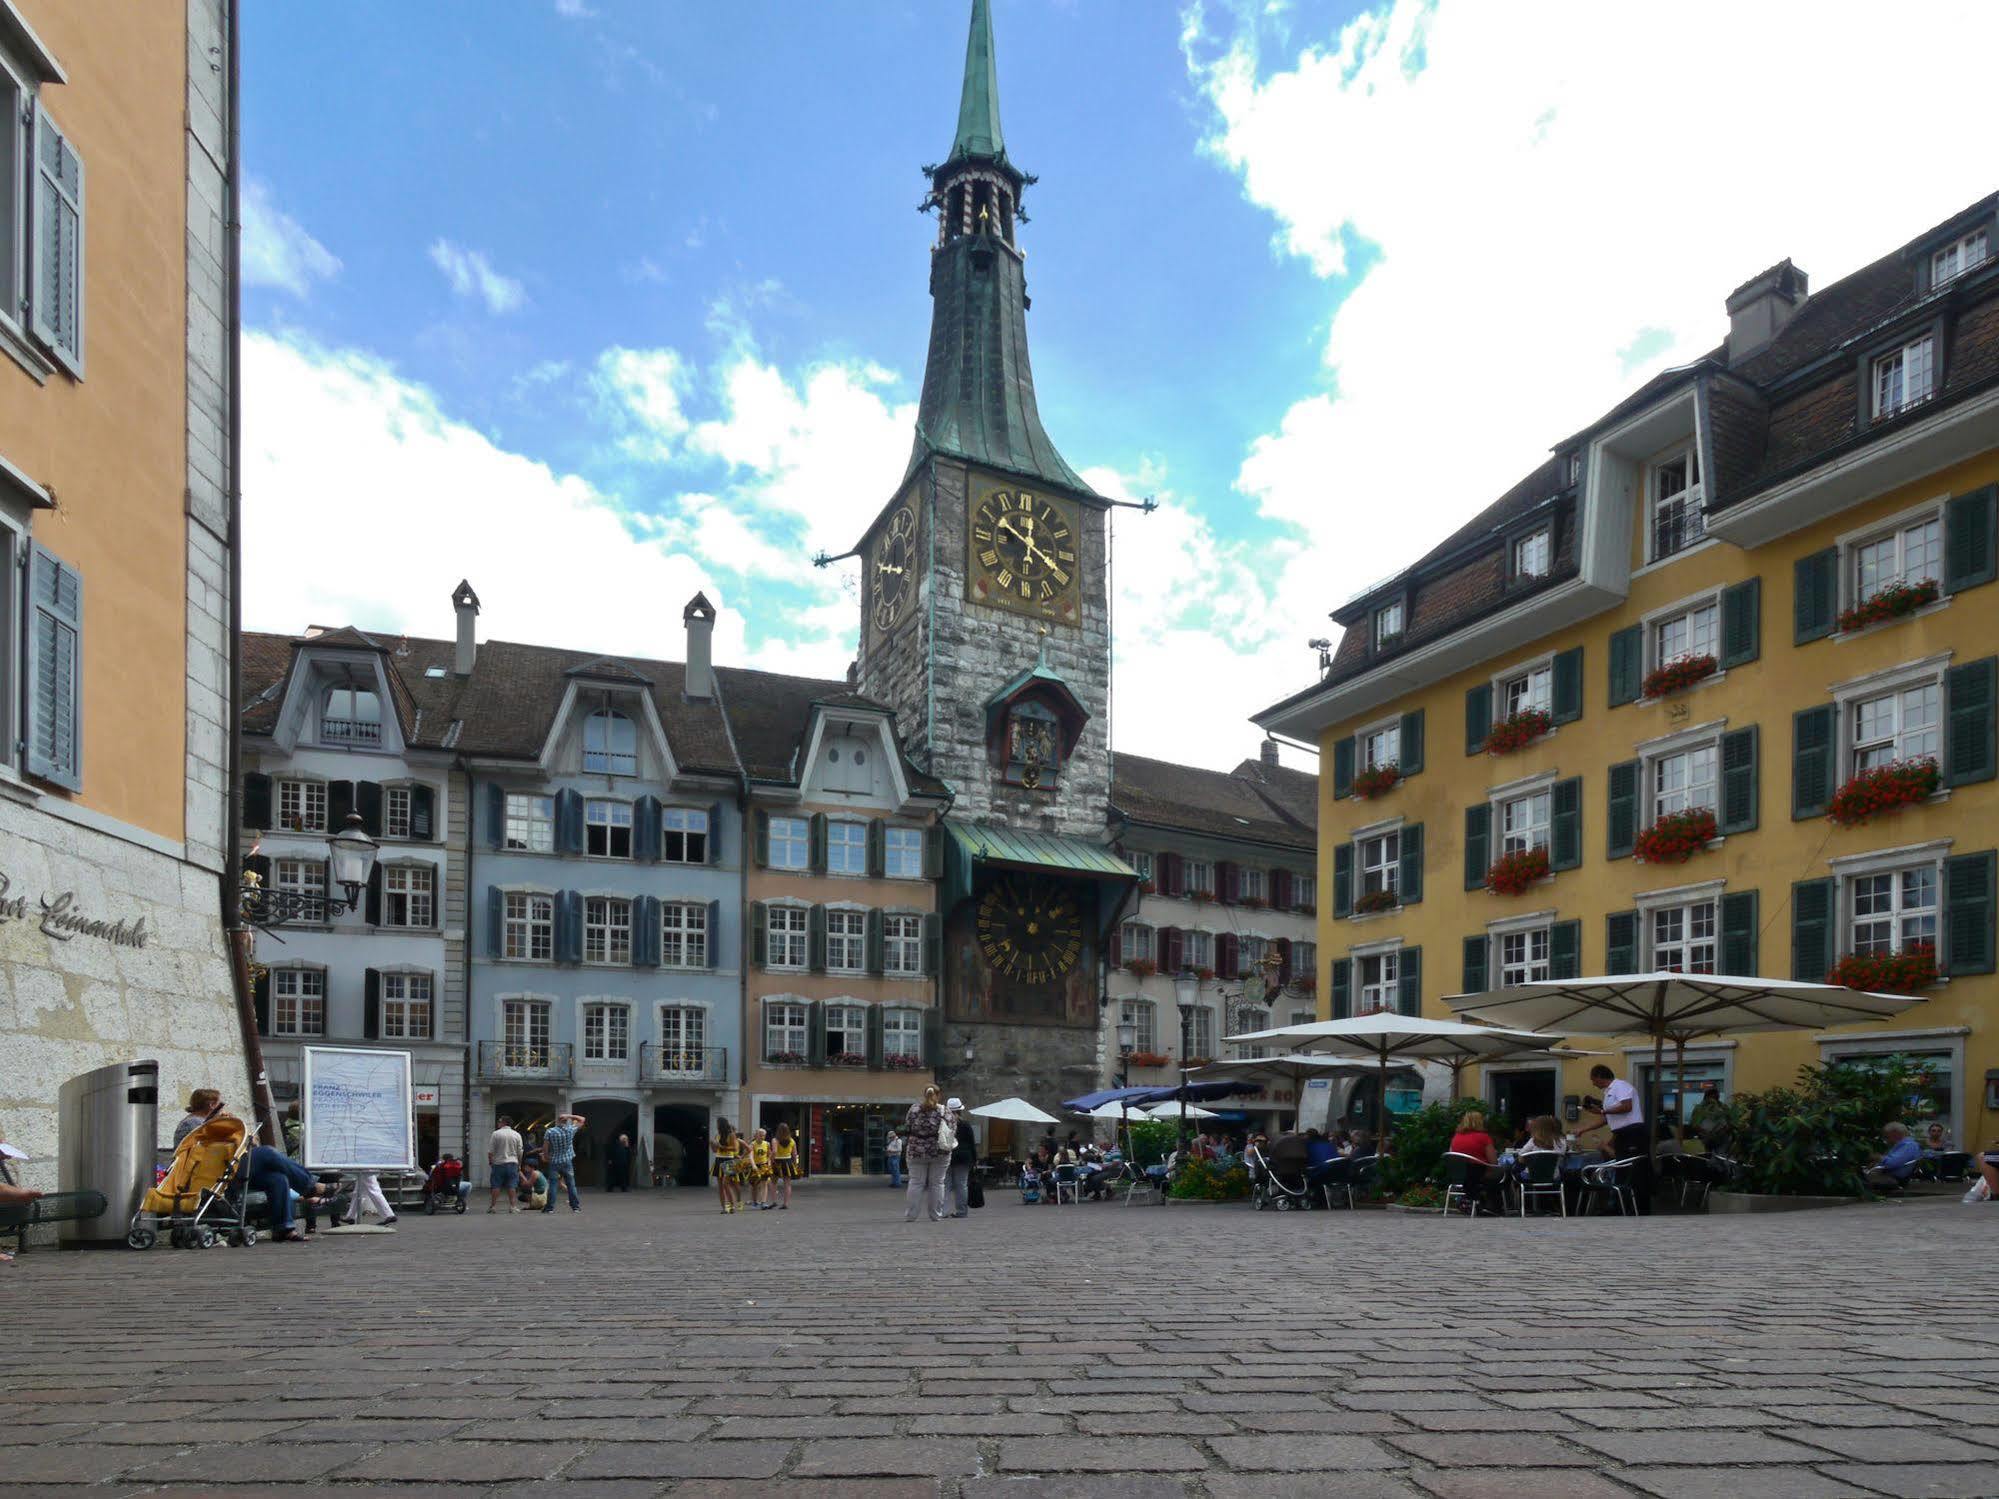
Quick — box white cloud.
[241,180,340,297]
[427,239,527,315]
[554,0,595,16]
[1189,0,1999,641]
[595,347,692,458]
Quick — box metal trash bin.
[57,1060,158,1244]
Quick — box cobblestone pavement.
[5,1185,1998,1497]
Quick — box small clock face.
[969,484,1081,622]
[871,506,917,634]
[977,876,1084,985]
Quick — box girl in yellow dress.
[770,1122,801,1210]
[748,1128,774,1210]
[710,1119,742,1214]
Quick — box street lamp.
[241,812,380,929]
[329,813,379,907]
[1115,1016,1136,1087]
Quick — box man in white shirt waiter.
[1586,1064,1651,1215]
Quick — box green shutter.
[1333,738,1355,799]
[1399,823,1424,906]
[807,1001,826,1068]
[866,1006,884,1070]
[24,534,84,793]
[924,826,945,880]
[1551,646,1583,725]
[808,904,827,973]
[1330,958,1351,1020]
[1791,878,1834,982]
[865,907,884,976]
[1945,657,1997,787]
[754,809,770,868]
[1461,934,1488,994]
[1721,577,1761,668]
[1794,547,1837,643]
[1944,484,1997,595]
[1605,911,1639,976]
[751,901,768,968]
[1463,804,1490,890]
[1550,919,1581,980]
[1400,710,1425,776]
[1608,625,1642,707]
[1943,851,1996,976]
[1396,945,1422,1017]
[1333,843,1353,918]
[866,818,885,878]
[1792,705,1836,819]
[921,912,942,977]
[243,773,272,830]
[1721,889,1759,976]
[809,813,828,873]
[1465,683,1493,754]
[1550,777,1582,871]
[1720,725,1759,834]
[1607,760,1638,859]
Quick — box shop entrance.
[653,1104,710,1187]
[416,1112,440,1169]
[573,1098,638,1189]
[1488,1068,1557,1130]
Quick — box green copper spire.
[950,0,1005,163]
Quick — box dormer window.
[321,687,382,746]
[1373,600,1404,648]
[1649,446,1704,560]
[1511,527,1551,581]
[1872,333,1935,421]
[583,708,637,776]
[1931,229,1988,287]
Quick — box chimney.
[683,592,716,700]
[1260,738,1280,770]
[1725,258,1808,365]
[451,580,480,676]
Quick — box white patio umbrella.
[1447,973,1920,1156]
[967,1097,1060,1125]
[1142,1101,1218,1121]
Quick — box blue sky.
[239,0,1999,769]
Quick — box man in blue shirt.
[1866,1122,1922,1192]
[539,1113,584,1214]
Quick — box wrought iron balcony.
[475,1041,574,1083]
[639,1043,728,1085]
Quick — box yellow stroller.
[127,1115,257,1249]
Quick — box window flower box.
[1634,807,1719,865]
[885,1053,927,1072]
[1827,757,1940,828]
[1138,879,1157,895]
[1240,896,1267,910]
[764,1050,805,1067]
[1293,975,1317,995]
[1127,1050,1172,1069]
[1182,1056,1214,1069]
[1352,762,1402,800]
[1483,707,1553,755]
[1641,653,1718,699]
[1124,957,1158,978]
[1353,888,1399,915]
[1188,890,1216,904]
[1484,845,1551,896]
[1195,966,1216,982]
[1828,942,1938,994]
[1295,903,1317,917]
[828,1051,868,1069]
[1837,577,1940,634]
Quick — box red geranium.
[1484,708,1553,755]
[1641,653,1718,699]
[1828,943,1938,994]
[1837,578,1940,634]
[1827,757,1940,828]
[1484,845,1551,896]
[1124,957,1157,978]
[1352,762,1403,799]
[1634,807,1719,864]
[1353,888,1399,915]
[1127,1051,1172,1069]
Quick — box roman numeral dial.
[967,480,1083,623]
[976,875,1085,985]
[869,505,918,635]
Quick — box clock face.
[968,484,1081,622]
[870,506,917,635]
[977,875,1084,985]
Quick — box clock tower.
[852,0,1132,1113]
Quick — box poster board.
[300,1046,415,1171]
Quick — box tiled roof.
[1110,753,1315,851]
[1232,757,1319,833]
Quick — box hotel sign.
[0,873,149,948]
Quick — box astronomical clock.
[966,482,1081,625]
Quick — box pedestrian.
[487,1114,524,1214]
[1583,1064,1651,1214]
[173,1088,224,1147]
[885,1128,904,1188]
[246,1143,337,1244]
[282,1103,304,1158]
[343,1171,397,1228]
[770,1123,800,1209]
[517,1162,550,1212]
[946,1096,976,1217]
[901,1085,951,1222]
[604,1132,632,1192]
[539,1112,583,1214]
[711,1118,743,1214]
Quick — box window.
[582,708,637,775]
[584,897,633,965]
[1358,950,1400,1013]
[1240,868,1267,903]
[1359,721,1400,770]
[271,969,325,1036]
[825,908,866,972]
[384,786,413,840]
[583,1003,630,1062]
[883,1008,923,1062]
[1502,663,1552,719]
[0,48,29,337]
[1651,900,1717,974]
[1291,941,1317,978]
[884,913,923,976]
[1873,333,1935,420]
[274,858,326,906]
[1512,527,1551,580]
[1850,866,1938,956]
[1290,1009,1317,1030]
[659,1005,706,1070]
[1499,790,1550,855]
[1932,229,1989,286]
[277,779,327,833]
[321,687,382,746]
[1185,860,1214,896]
[662,807,708,863]
[827,820,868,875]
[504,893,554,961]
[503,998,552,1069]
[1294,875,1317,910]
[825,1004,868,1062]
[1651,743,1717,821]
[1179,1005,1216,1059]
[1374,600,1404,647]
[379,972,431,1040]
[884,826,925,879]
[661,902,707,969]
[1351,835,1399,903]
[1498,927,1549,985]
[1855,514,1943,603]
[1130,851,1154,882]
[1240,936,1269,974]
[1120,998,1157,1054]
[1852,681,1941,773]
[1653,597,1718,670]
[1182,930,1213,972]
[382,865,435,929]
[767,905,809,969]
[1637,1057,1729,1124]
[586,800,633,859]
[1649,447,1705,560]
[769,815,809,870]
[1119,922,1154,964]
[765,1000,809,1062]
[505,793,554,853]
[1824,1047,1954,1139]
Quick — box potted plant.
[1188,889,1216,904]
[829,1051,868,1068]
[1138,878,1157,895]
[885,1053,926,1071]
[765,1050,805,1067]
[1634,806,1720,864]
[1240,895,1267,910]
[1484,845,1551,896]
[1483,707,1552,755]
[1353,888,1399,915]
[1352,762,1402,799]
[1828,942,1938,994]
[1195,966,1216,982]
[1127,1050,1172,1069]
[1838,577,1940,634]
[1828,757,1941,827]
[1293,975,1317,996]
[1124,956,1158,977]
[1182,1055,1214,1069]
[1641,652,1719,699]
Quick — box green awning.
[941,821,1138,912]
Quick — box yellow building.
[1259,196,1998,1145]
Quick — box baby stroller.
[127,1115,257,1249]
[1018,1161,1043,1204]
[422,1156,471,1215]
[1247,1136,1312,1211]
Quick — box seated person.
[517,1163,550,1211]
[1448,1111,1499,1166]
[1968,1149,1999,1203]
[1304,1128,1340,1180]
[425,1155,470,1206]
[1865,1122,1922,1191]
[1517,1115,1566,1156]
[245,1142,338,1243]
[1922,1122,1952,1159]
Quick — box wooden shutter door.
[1791,705,1836,818]
[1608,625,1642,707]
[1333,738,1355,799]
[1943,851,1996,976]
[1720,578,1761,668]
[30,108,84,371]
[1396,947,1422,1016]
[1790,878,1834,982]
[364,969,381,1039]
[1550,920,1580,980]
[1605,911,1638,975]
[1607,760,1639,858]
[1720,890,1759,975]
[1550,778,1582,871]
[1945,658,1997,788]
[1333,844,1353,917]
[1465,683,1493,754]
[1943,485,1996,595]
[1794,548,1837,643]
[1461,935,1488,994]
[1720,727,1760,834]
[24,542,82,791]
[1330,958,1351,1019]
[1463,805,1490,890]
[1551,647,1583,724]
[1399,709,1425,775]
[1399,824,1424,905]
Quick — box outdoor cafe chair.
[1052,1164,1081,1205]
[1916,1150,1975,1183]
[1579,1157,1644,1217]
[1312,1156,1353,1210]
[1122,1161,1165,1206]
[1513,1151,1566,1218]
[1438,1152,1497,1218]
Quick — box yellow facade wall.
[1316,447,1999,1142]
[0,2,189,841]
